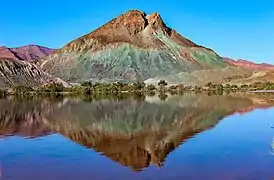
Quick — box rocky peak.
[117,10,170,35]
[63,9,175,52]
[122,9,147,17]
[146,12,170,34]
[119,10,148,35]
[87,10,171,37]
[88,9,147,37]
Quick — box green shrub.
[37,83,64,93]
[146,84,156,91]
[169,85,177,90]
[81,81,93,87]
[231,84,238,89]
[206,82,213,87]
[132,82,146,91]
[240,84,249,89]
[158,80,168,86]
[13,86,33,94]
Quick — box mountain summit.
[42,10,228,83]
[62,10,201,50]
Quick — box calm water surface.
[1,93,274,180]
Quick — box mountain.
[223,57,274,71]
[41,10,230,84]
[0,58,68,89]
[0,45,55,62]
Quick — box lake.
[1,93,274,180]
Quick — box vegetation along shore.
[2,80,274,97]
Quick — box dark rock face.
[0,45,55,62]
[41,10,227,83]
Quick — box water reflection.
[0,93,274,172]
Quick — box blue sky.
[1,0,274,63]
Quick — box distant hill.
[41,10,229,83]
[223,57,274,71]
[0,45,55,62]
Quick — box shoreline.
[249,90,274,93]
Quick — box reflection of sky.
[166,108,274,179]
[1,108,274,180]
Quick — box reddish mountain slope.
[0,45,55,62]
[223,57,274,71]
[64,11,204,51]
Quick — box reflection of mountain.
[0,98,52,137]
[0,94,273,171]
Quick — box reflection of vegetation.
[0,89,6,98]
[270,137,274,156]
[158,93,168,101]
[147,91,156,97]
